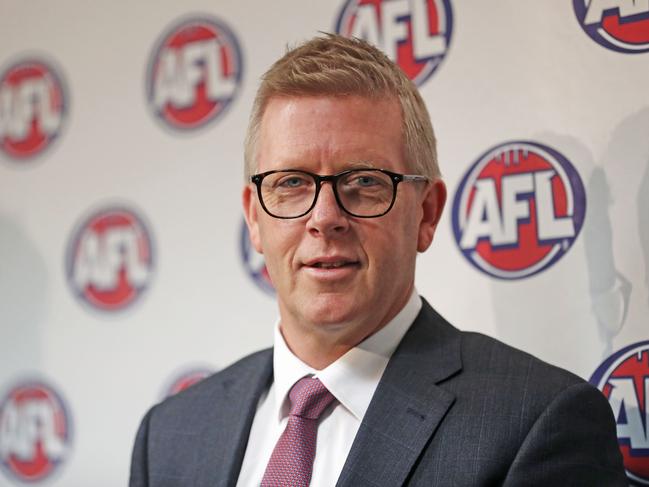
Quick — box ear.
[417,178,447,252]
[242,184,264,254]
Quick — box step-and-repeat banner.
[1,1,648,485]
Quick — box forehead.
[256,95,405,173]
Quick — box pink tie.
[261,377,336,487]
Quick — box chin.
[302,293,362,327]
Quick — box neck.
[279,325,365,370]
[278,286,413,369]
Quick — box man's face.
[243,95,445,348]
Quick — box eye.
[274,173,311,189]
[356,175,379,187]
[281,177,303,187]
[342,171,385,188]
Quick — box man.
[130,34,625,486]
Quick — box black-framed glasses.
[250,168,429,219]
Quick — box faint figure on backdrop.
[640,161,649,308]
[601,108,649,313]
[129,34,626,486]
[584,106,649,356]
[584,167,630,357]
[0,214,47,370]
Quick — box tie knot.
[288,377,335,420]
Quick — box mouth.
[309,261,359,269]
[301,257,361,276]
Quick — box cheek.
[367,214,419,270]
[362,223,408,268]
[258,221,301,269]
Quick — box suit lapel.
[336,301,462,487]
[193,349,273,487]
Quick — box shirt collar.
[272,289,422,422]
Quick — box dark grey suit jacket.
[130,300,626,486]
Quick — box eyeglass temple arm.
[402,175,429,182]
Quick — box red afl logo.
[65,206,155,312]
[0,380,72,483]
[452,141,586,280]
[163,367,213,398]
[0,58,67,160]
[335,0,453,85]
[574,0,649,53]
[590,341,649,484]
[146,15,243,130]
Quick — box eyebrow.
[346,160,378,169]
[274,160,380,173]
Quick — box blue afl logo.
[573,0,649,53]
[65,205,155,312]
[335,0,453,86]
[0,57,68,161]
[590,341,649,484]
[146,14,244,130]
[0,378,73,483]
[240,219,274,295]
[452,141,586,280]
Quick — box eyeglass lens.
[259,170,395,218]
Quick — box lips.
[302,256,361,271]
[302,254,361,284]
[311,261,355,269]
[301,258,360,282]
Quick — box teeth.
[315,262,347,268]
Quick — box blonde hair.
[244,33,440,181]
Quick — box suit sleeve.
[502,382,626,486]
[129,406,155,487]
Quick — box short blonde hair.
[244,33,440,181]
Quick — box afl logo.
[574,0,649,53]
[163,367,213,398]
[452,141,586,280]
[146,15,243,131]
[335,0,453,85]
[65,206,155,312]
[590,341,649,485]
[0,380,72,483]
[240,219,274,295]
[0,58,67,160]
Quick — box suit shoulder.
[151,347,272,418]
[415,300,588,398]
[421,300,584,391]
[209,347,274,384]
[447,328,612,450]
[457,329,588,398]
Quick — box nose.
[306,182,350,237]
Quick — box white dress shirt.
[236,290,422,487]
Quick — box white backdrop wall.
[1,1,648,485]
